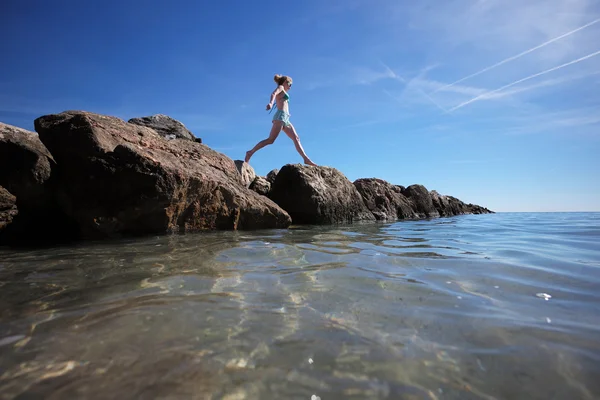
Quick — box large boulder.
[269,164,375,225]
[353,178,416,221]
[0,186,17,232]
[128,114,197,141]
[234,160,256,188]
[402,184,440,218]
[0,122,54,209]
[34,111,290,239]
[249,176,271,196]
[0,122,76,245]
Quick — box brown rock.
[249,176,271,196]
[34,111,290,238]
[234,160,256,188]
[269,164,375,225]
[128,114,197,141]
[353,178,416,221]
[0,186,17,231]
[266,169,279,184]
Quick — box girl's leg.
[245,122,283,163]
[282,123,317,166]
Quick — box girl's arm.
[266,85,284,110]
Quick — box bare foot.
[304,158,317,166]
[244,151,252,163]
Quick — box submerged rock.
[353,178,416,221]
[128,114,197,141]
[269,164,375,225]
[33,111,290,239]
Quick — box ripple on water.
[0,212,599,399]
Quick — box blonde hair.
[274,74,292,86]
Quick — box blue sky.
[2,0,599,212]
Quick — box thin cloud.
[448,49,600,112]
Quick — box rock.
[0,186,17,231]
[269,164,376,225]
[430,190,493,216]
[128,114,197,141]
[0,122,54,209]
[249,176,271,196]
[466,203,493,214]
[234,160,256,188]
[353,178,416,221]
[402,184,439,218]
[34,111,290,239]
[0,122,78,246]
[430,191,462,216]
[266,169,279,184]
[194,138,203,144]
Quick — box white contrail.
[434,17,600,93]
[447,49,600,112]
[378,59,448,112]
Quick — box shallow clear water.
[1,212,599,399]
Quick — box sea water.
[1,212,599,399]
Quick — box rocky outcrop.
[353,178,416,221]
[249,176,271,196]
[128,114,198,141]
[0,109,493,247]
[33,111,290,239]
[269,164,376,225]
[0,186,17,231]
[266,169,279,184]
[234,160,256,188]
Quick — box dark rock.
[353,178,416,221]
[402,184,439,218]
[266,169,279,184]
[430,191,494,216]
[0,122,54,209]
[128,114,197,141]
[0,122,78,246]
[249,176,271,196]
[269,164,375,225]
[466,203,493,214]
[0,186,17,232]
[34,111,291,239]
[234,160,256,188]
[195,138,202,144]
[431,191,463,216]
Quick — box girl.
[245,74,317,166]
